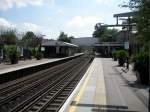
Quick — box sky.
[0,0,130,39]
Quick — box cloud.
[0,18,16,29]
[0,0,46,11]
[21,22,42,33]
[0,18,43,33]
[66,16,102,28]
[57,9,64,15]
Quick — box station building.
[71,37,98,54]
[71,37,125,56]
[42,39,78,58]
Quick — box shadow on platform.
[71,101,139,112]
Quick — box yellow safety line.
[68,59,95,112]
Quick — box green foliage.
[22,31,35,41]
[135,1,150,46]
[4,45,19,64]
[35,51,43,60]
[22,31,35,47]
[29,48,36,57]
[93,26,119,42]
[132,52,149,84]
[57,32,74,43]
[116,50,128,59]
[0,30,17,45]
[22,31,42,48]
[116,50,128,66]
[93,26,107,38]
[121,0,149,84]
[122,0,150,51]
[112,50,118,61]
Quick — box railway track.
[0,56,92,112]
[0,57,80,96]
[0,59,80,105]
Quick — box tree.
[122,0,149,85]
[123,0,150,51]
[93,25,119,42]
[57,32,74,43]
[4,45,19,64]
[0,29,18,45]
[93,26,107,38]
[22,31,35,47]
[136,0,150,51]
[22,31,42,47]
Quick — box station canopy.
[42,40,78,47]
[113,12,136,18]
[94,42,124,47]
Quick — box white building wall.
[71,37,99,47]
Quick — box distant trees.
[21,31,43,59]
[0,30,18,45]
[22,31,35,47]
[93,25,119,42]
[22,31,42,48]
[57,32,74,43]
[0,29,44,63]
[93,26,107,38]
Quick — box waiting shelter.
[42,40,78,58]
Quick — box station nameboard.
[124,42,129,49]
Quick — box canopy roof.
[42,40,78,47]
[113,12,136,18]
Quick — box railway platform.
[0,58,58,73]
[0,53,82,75]
[0,58,61,74]
[0,53,83,84]
[60,58,149,112]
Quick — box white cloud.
[0,18,43,33]
[65,16,103,38]
[0,18,16,29]
[22,22,42,33]
[66,16,102,28]
[0,0,46,11]
[57,9,64,15]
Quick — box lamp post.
[122,19,130,69]
[38,34,45,52]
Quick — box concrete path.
[102,58,148,112]
[68,58,106,112]
[62,58,148,112]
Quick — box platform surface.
[0,53,82,74]
[0,58,60,74]
[61,58,148,112]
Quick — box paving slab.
[102,58,148,112]
[60,58,149,112]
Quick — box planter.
[4,45,19,64]
[35,51,43,60]
[36,57,41,60]
[10,58,18,64]
[116,50,128,66]
[137,70,149,85]
[114,57,117,61]
[112,51,117,61]
[118,58,125,66]
[133,52,149,85]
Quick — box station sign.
[124,42,129,49]
[41,47,45,51]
